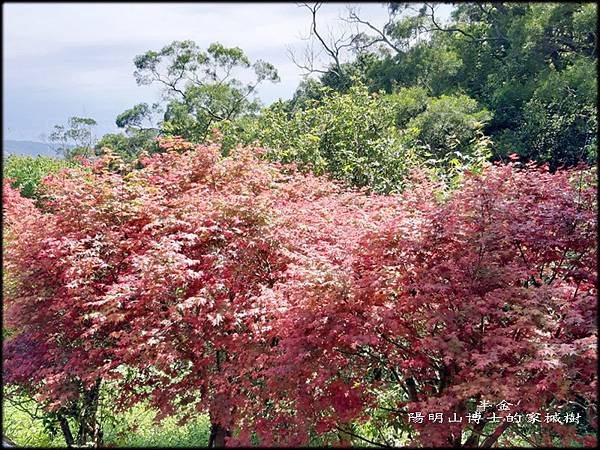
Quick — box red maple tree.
[235,162,597,447]
[3,138,596,447]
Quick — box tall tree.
[131,41,279,142]
[96,103,162,161]
[49,116,97,159]
[296,2,597,168]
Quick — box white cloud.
[4,3,358,57]
[2,2,450,140]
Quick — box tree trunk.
[208,421,231,448]
[57,412,75,448]
[481,421,510,448]
[76,378,102,447]
[208,351,232,448]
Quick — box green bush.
[219,82,493,194]
[95,130,161,162]
[220,82,424,194]
[387,86,429,127]
[407,94,492,160]
[2,387,210,448]
[3,155,76,200]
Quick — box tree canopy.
[4,138,596,447]
[132,41,279,142]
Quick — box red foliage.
[3,138,596,447]
[236,162,596,447]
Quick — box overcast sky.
[3,2,453,142]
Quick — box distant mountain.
[3,140,63,158]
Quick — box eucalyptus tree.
[131,40,279,142]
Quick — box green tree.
[300,2,597,168]
[49,116,97,159]
[3,154,76,200]
[442,2,597,166]
[407,94,492,160]
[96,103,162,161]
[131,40,279,143]
[513,57,597,168]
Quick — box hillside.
[3,140,62,158]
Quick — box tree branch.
[421,3,507,44]
[481,421,510,448]
[345,8,404,54]
[335,425,392,448]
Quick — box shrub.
[233,163,597,447]
[220,83,424,194]
[3,138,596,447]
[2,155,76,200]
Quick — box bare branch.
[301,2,343,75]
[423,3,480,41]
[345,7,404,54]
[421,3,508,45]
[292,2,360,78]
[287,43,329,76]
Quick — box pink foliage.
[3,138,596,447]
